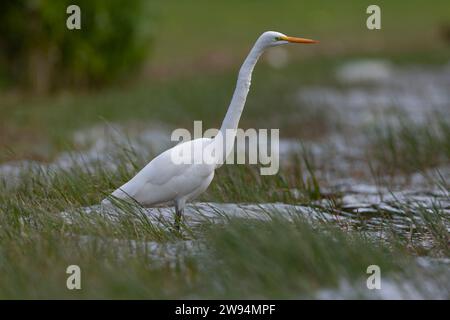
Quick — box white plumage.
[109,138,215,208]
[103,31,318,227]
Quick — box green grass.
[0,186,424,299]
[0,197,446,298]
[368,115,450,176]
[151,0,450,64]
[0,142,448,298]
[1,1,450,299]
[197,217,407,298]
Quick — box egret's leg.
[174,200,185,231]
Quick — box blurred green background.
[0,0,449,161]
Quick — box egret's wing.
[111,138,214,203]
[138,137,214,184]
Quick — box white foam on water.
[316,257,450,299]
[62,202,336,228]
[76,235,198,268]
[298,63,450,125]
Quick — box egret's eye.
[274,36,282,41]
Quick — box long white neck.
[214,42,265,163]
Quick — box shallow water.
[68,200,449,299]
[316,263,450,299]
[66,202,331,227]
[298,61,450,125]
[64,178,448,248]
[76,235,198,268]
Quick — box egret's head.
[258,31,318,48]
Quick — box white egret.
[103,31,318,228]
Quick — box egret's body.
[111,138,215,208]
[104,31,317,226]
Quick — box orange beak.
[280,36,319,44]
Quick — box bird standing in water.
[103,31,318,228]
